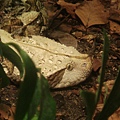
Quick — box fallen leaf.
[110,20,120,34]
[59,24,72,33]
[109,9,120,23]
[49,30,78,48]
[0,103,14,120]
[72,24,86,32]
[92,58,102,71]
[17,11,39,25]
[73,31,83,38]
[57,0,80,18]
[75,0,109,27]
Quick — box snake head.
[48,56,92,88]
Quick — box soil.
[0,0,120,120]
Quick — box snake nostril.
[81,63,87,67]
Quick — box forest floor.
[0,0,120,120]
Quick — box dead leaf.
[73,31,83,38]
[0,103,14,120]
[92,58,101,71]
[72,25,86,32]
[75,0,109,27]
[49,31,78,48]
[110,20,120,34]
[17,11,39,25]
[57,0,80,18]
[59,24,72,33]
[109,9,120,23]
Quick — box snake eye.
[66,63,74,71]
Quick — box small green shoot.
[81,29,120,120]
[97,68,120,120]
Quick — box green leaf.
[0,42,24,77]
[8,43,38,120]
[80,29,110,120]
[38,75,56,120]
[26,73,56,120]
[95,29,109,104]
[27,77,41,120]
[0,64,10,88]
[97,68,120,120]
[80,90,96,120]
[7,43,56,120]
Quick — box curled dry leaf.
[75,0,109,27]
[57,0,80,18]
[17,11,39,25]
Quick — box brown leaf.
[57,0,80,18]
[110,20,120,35]
[109,9,120,23]
[74,31,83,38]
[92,58,101,71]
[75,0,109,27]
[49,31,78,48]
[59,24,72,33]
[0,103,14,120]
[72,24,86,32]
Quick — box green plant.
[1,29,120,120]
[0,42,56,120]
[80,30,120,120]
